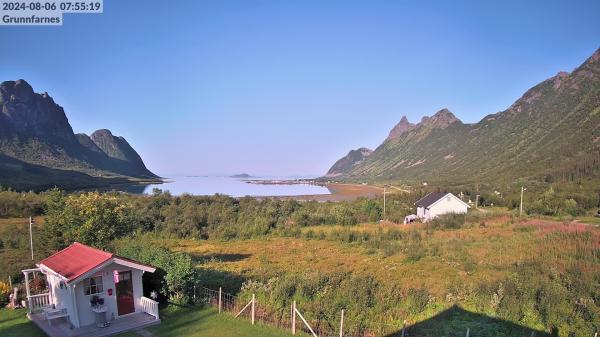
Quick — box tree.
[42,190,134,251]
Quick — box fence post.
[8,276,11,289]
[466,327,470,337]
[292,301,296,335]
[401,320,406,337]
[218,287,222,313]
[339,309,344,337]
[251,294,255,325]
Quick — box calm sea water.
[126,176,331,197]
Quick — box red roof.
[39,242,113,283]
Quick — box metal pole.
[8,276,12,289]
[339,309,344,337]
[401,320,406,337]
[292,301,296,335]
[466,327,470,337]
[29,216,34,260]
[520,186,524,216]
[218,287,222,313]
[251,294,255,325]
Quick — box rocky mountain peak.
[387,115,416,140]
[0,79,158,183]
[0,79,75,143]
[91,129,114,138]
[355,147,373,156]
[420,108,461,129]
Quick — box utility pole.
[383,186,386,221]
[520,186,526,216]
[29,216,34,260]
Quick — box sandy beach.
[268,183,384,202]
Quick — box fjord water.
[137,176,331,197]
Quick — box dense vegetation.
[0,188,598,336]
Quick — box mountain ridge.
[0,79,158,190]
[324,47,600,185]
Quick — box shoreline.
[256,182,383,202]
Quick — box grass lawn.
[119,305,295,337]
[0,308,45,337]
[0,307,293,337]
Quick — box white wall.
[416,206,425,218]
[428,194,468,220]
[46,272,77,327]
[46,263,143,326]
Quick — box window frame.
[83,275,104,296]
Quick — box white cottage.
[415,192,470,222]
[22,242,160,337]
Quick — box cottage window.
[83,276,103,295]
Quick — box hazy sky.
[1,0,599,176]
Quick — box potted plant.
[90,295,109,327]
[90,295,105,308]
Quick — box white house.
[415,192,470,222]
[22,242,160,336]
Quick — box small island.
[229,173,253,178]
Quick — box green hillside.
[328,48,600,187]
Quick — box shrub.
[0,281,10,306]
[112,236,197,303]
[429,213,466,229]
[406,288,430,314]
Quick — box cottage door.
[116,270,135,315]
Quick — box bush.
[0,281,10,306]
[406,288,430,314]
[429,213,466,229]
[112,235,197,303]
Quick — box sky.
[1,0,599,177]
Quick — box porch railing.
[28,293,51,313]
[141,296,159,320]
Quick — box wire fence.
[194,285,403,337]
[191,285,566,337]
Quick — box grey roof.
[414,192,448,208]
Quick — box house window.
[83,276,103,295]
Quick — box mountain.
[325,48,600,185]
[0,79,158,190]
[325,147,373,178]
[386,116,415,141]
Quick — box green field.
[0,309,45,337]
[134,306,293,337]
